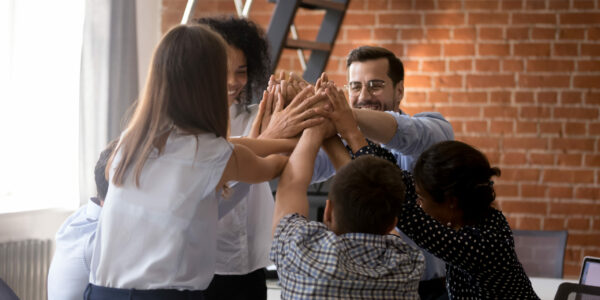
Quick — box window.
[0,0,85,213]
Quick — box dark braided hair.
[195,16,271,105]
[414,140,501,224]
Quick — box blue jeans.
[84,284,207,300]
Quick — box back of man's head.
[329,156,405,235]
[346,46,404,86]
[94,140,118,202]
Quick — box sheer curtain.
[0,0,85,213]
[79,0,138,205]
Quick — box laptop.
[580,256,600,287]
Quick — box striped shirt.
[270,214,424,299]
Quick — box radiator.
[0,239,53,300]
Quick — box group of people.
[47,16,540,300]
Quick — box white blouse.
[214,104,274,275]
[90,132,232,290]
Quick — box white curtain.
[79,0,139,204]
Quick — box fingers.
[296,116,325,131]
[287,86,314,109]
[274,90,284,112]
[249,91,268,137]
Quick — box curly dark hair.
[195,16,271,105]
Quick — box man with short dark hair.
[270,85,424,299]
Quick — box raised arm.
[229,137,298,157]
[272,126,327,235]
[218,144,287,188]
[352,109,399,144]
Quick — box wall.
[161,0,600,278]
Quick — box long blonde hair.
[108,24,229,187]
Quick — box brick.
[519,217,542,230]
[552,138,596,151]
[559,28,585,40]
[573,0,595,9]
[405,43,441,57]
[540,122,562,134]
[491,91,511,104]
[589,28,600,40]
[484,106,518,118]
[429,92,450,103]
[555,107,596,121]
[444,44,475,56]
[503,59,524,72]
[422,60,446,72]
[348,0,366,10]
[569,233,600,247]
[548,186,573,198]
[521,106,551,118]
[548,0,569,9]
[582,44,600,56]
[544,170,595,184]
[465,121,488,132]
[587,92,600,105]
[425,13,466,26]
[453,28,477,40]
[503,152,527,165]
[522,184,547,198]
[451,92,487,103]
[436,106,481,118]
[531,28,557,40]
[502,201,547,214]
[538,92,558,104]
[405,75,432,88]
[562,92,583,104]
[373,28,399,40]
[467,75,515,88]
[495,183,518,197]
[465,1,500,9]
[575,187,600,200]
[514,43,551,56]
[527,59,575,72]
[574,76,600,89]
[295,14,326,26]
[403,60,420,72]
[390,0,413,9]
[515,92,535,103]
[427,28,451,40]
[469,13,509,25]
[526,0,547,9]
[543,217,566,230]
[513,13,557,25]
[506,27,530,40]
[345,28,372,40]
[504,137,548,150]
[366,0,389,10]
[438,0,463,9]
[415,0,436,10]
[401,28,425,40]
[490,120,514,134]
[449,59,473,71]
[457,136,499,149]
[591,123,600,134]
[531,153,555,165]
[568,218,592,230]
[479,27,504,40]
[516,121,538,134]
[519,75,570,88]
[434,75,463,88]
[501,1,523,10]
[564,122,587,135]
[557,153,583,166]
[578,60,600,72]
[585,154,600,167]
[560,13,600,25]
[378,13,418,25]
[475,59,500,71]
[479,43,510,56]
[554,43,578,56]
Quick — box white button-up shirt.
[48,198,101,300]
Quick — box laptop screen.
[580,257,600,287]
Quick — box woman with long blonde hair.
[85,24,287,299]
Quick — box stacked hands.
[249,71,367,152]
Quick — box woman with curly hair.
[195,16,273,300]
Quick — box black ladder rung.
[285,39,332,52]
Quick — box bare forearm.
[322,136,351,171]
[229,137,297,157]
[353,109,398,144]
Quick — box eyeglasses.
[345,80,386,96]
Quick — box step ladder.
[266,0,350,83]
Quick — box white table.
[530,277,578,300]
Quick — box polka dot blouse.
[397,171,540,300]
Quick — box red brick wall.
[162,0,600,278]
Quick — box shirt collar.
[86,197,102,221]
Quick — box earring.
[446,221,452,227]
